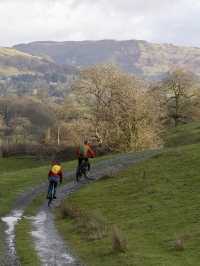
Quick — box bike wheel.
[76,171,80,182]
[48,198,52,207]
[76,167,82,182]
[84,167,93,180]
[83,168,87,179]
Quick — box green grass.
[0,156,47,173]
[0,165,48,215]
[56,142,200,266]
[165,122,200,147]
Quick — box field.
[1,123,200,265]
[55,123,200,266]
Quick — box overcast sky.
[0,0,200,47]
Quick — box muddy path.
[1,150,159,266]
[1,182,48,266]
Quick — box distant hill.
[0,47,75,76]
[14,39,200,79]
[0,47,76,99]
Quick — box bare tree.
[70,64,163,151]
[162,69,194,126]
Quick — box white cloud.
[0,0,199,47]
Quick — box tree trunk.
[46,128,51,143]
[174,94,179,127]
[57,126,61,145]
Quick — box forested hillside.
[0,47,76,99]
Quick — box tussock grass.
[175,239,185,252]
[112,225,127,253]
[59,202,82,219]
[58,202,108,241]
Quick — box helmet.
[52,160,60,165]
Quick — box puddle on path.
[31,210,79,266]
[1,209,23,265]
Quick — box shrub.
[59,202,82,219]
[0,143,77,161]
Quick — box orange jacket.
[76,144,95,158]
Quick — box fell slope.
[0,47,76,98]
[14,39,200,78]
[0,47,66,76]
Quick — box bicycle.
[76,160,93,182]
[47,181,57,207]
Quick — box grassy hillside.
[165,122,200,147]
[0,47,76,97]
[56,124,200,266]
[0,46,76,76]
[0,46,78,101]
[14,39,200,78]
[0,47,45,75]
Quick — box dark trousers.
[47,179,58,197]
[78,157,90,171]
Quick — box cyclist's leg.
[79,157,83,167]
[53,181,58,198]
[47,179,53,199]
[85,158,90,171]
[76,157,83,180]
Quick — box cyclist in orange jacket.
[76,140,95,173]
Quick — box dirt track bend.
[1,150,160,266]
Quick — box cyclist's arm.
[88,146,95,158]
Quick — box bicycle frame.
[76,160,94,182]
